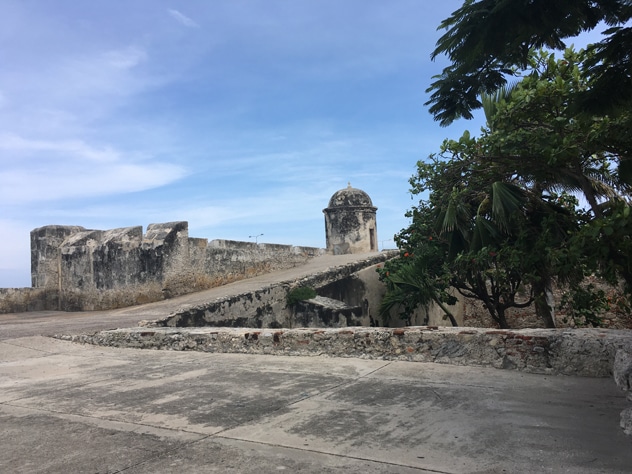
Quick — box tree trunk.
[496,307,510,329]
[533,279,556,328]
[578,173,603,218]
[434,298,459,327]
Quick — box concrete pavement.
[1,335,631,473]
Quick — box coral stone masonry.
[614,346,632,434]
[323,184,378,255]
[0,221,324,313]
[63,326,630,378]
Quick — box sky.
[0,1,604,288]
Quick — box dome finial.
[347,181,351,188]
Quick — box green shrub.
[560,284,610,327]
[286,286,317,307]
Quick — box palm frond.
[471,215,500,250]
[481,82,518,130]
[491,181,527,231]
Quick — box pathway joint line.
[212,435,454,474]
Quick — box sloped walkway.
[0,252,388,341]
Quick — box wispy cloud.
[0,133,120,162]
[0,44,157,141]
[0,133,187,204]
[168,9,199,28]
[0,164,186,204]
[104,46,147,69]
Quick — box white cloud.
[0,164,185,204]
[0,133,187,204]
[103,46,147,69]
[0,133,120,163]
[168,9,199,28]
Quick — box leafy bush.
[560,284,610,327]
[286,286,317,307]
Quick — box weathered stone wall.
[146,252,396,330]
[47,222,188,311]
[0,288,51,313]
[317,265,379,326]
[317,263,465,328]
[60,326,632,378]
[324,209,377,255]
[614,345,632,434]
[293,296,363,328]
[31,225,86,289]
[203,239,323,285]
[1,222,324,313]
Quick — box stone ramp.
[145,251,393,329]
[109,251,391,320]
[0,252,391,340]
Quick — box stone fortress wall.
[0,184,409,324]
[137,251,450,330]
[1,221,324,313]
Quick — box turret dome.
[327,183,375,209]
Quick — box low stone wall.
[59,326,632,378]
[0,288,51,313]
[614,346,632,434]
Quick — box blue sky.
[0,1,602,288]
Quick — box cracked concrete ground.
[1,335,631,473]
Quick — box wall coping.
[57,326,632,378]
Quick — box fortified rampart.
[140,251,446,330]
[2,184,389,315]
[1,221,323,313]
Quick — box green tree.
[377,203,459,327]
[573,201,632,294]
[383,48,632,329]
[381,134,589,329]
[426,0,632,126]
[485,49,632,219]
[480,48,632,326]
[380,132,565,328]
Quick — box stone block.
[614,347,632,393]
[613,346,632,436]
[30,225,87,288]
[621,408,632,435]
[293,296,362,328]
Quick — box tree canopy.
[426,0,632,126]
[381,48,632,329]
